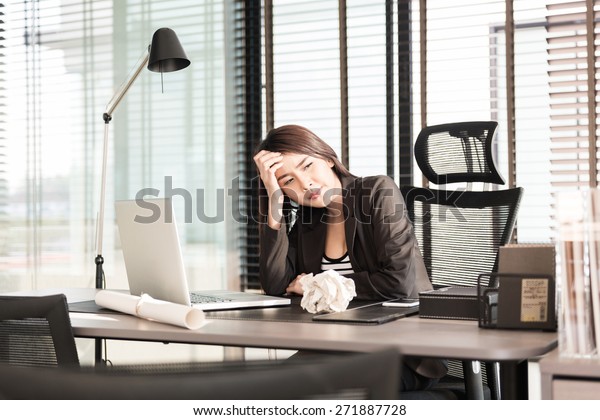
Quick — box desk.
[540,349,600,399]
[10,288,558,399]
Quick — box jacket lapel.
[342,176,359,268]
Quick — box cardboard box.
[497,243,555,277]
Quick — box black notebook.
[312,303,418,324]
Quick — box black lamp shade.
[148,28,191,73]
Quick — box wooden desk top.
[6,287,558,361]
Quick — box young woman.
[253,124,447,391]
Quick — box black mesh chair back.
[401,187,523,288]
[414,121,504,186]
[0,294,79,367]
[0,348,399,400]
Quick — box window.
[414,0,553,242]
[241,0,405,289]
[240,0,575,286]
[1,0,232,293]
[266,0,399,177]
[4,1,595,293]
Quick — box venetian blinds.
[237,1,263,290]
[0,3,6,235]
[242,1,405,289]
[413,0,554,242]
[268,0,399,177]
[2,0,113,289]
[547,0,599,189]
[270,0,343,155]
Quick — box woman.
[254,124,447,391]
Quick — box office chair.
[401,121,523,399]
[0,347,399,399]
[0,294,80,367]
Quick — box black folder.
[312,303,418,324]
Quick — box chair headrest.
[415,121,505,185]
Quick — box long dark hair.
[254,125,353,228]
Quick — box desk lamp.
[95,28,190,289]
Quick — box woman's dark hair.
[255,125,351,179]
[254,125,352,228]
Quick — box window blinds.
[414,0,554,242]
[268,0,399,177]
[547,0,599,189]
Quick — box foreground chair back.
[0,294,79,367]
[0,348,399,399]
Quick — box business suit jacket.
[259,174,432,300]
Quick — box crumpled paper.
[299,270,357,314]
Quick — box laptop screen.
[115,197,291,310]
[115,198,192,306]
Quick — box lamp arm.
[105,48,150,118]
[95,47,149,289]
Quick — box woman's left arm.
[344,176,428,300]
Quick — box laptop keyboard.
[190,292,233,304]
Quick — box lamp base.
[94,254,105,365]
[95,255,104,289]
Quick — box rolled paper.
[95,290,205,330]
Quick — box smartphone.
[382,298,419,308]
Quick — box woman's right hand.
[286,273,307,295]
[254,150,285,229]
[253,150,284,196]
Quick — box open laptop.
[115,197,290,311]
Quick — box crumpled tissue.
[299,269,357,314]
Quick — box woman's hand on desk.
[286,273,307,295]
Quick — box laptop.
[115,197,290,311]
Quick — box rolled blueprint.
[95,290,205,330]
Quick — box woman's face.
[274,153,342,208]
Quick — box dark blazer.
[259,174,432,300]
